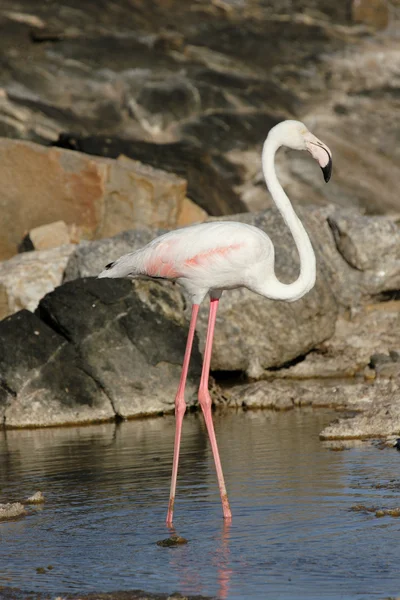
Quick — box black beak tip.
[321,157,332,183]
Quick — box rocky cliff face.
[0,0,398,232]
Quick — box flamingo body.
[100,221,274,304]
[98,119,333,525]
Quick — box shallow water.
[0,409,399,599]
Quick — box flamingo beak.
[304,132,332,183]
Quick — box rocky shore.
[0,0,399,443]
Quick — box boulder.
[0,502,26,520]
[36,277,202,420]
[53,134,247,217]
[19,220,72,252]
[0,277,203,427]
[0,309,114,428]
[327,211,400,295]
[0,0,398,226]
[0,138,192,260]
[0,244,75,318]
[226,379,383,412]
[273,303,400,379]
[320,381,400,439]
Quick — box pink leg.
[198,298,232,520]
[166,304,200,526]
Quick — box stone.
[0,502,26,520]
[36,277,202,420]
[0,138,190,260]
[0,283,9,320]
[327,211,400,295]
[0,244,75,318]
[22,220,71,251]
[273,302,400,379]
[351,0,389,30]
[0,309,115,428]
[0,0,398,232]
[26,491,45,504]
[177,197,208,227]
[64,228,157,282]
[226,379,378,412]
[320,381,400,439]
[53,134,246,217]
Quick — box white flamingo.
[99,119,333,524]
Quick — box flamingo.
[98,120,332,525]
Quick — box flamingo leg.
[166,303,200,526]
[198,298,232,520]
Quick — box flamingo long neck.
[258,135,316,302]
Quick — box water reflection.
[0,409,399,599]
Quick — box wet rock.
[0,309,115,428]
[226,379,381,412]
[156,535,188,547]
[0,138,190,260]
[0,244,76,318]
[320,380,400,439]
[350,504,400,518]
[0,502,26,520]
[26,491,45,504]
[36,277,202,420]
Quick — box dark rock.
[36,277,202,420]
[0,309,114,427]
[0,276,203,427]
[156,535,188,547]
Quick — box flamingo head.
[269,120,333,183]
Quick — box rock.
[320,380,400,439]
[53,134,246,217]
[64,228,158,282]
[328,211,400,295]
[0,138,191,260]
[0,283,9,320]
[20,220,71,251]
[0,244,75,318]
[0,309,115,428]
[36,277,202,420]
[26,491,45,504]
[156,535,188,547]
[0,0,398,228]
[176,197,208,228]
[0,502,26,520]
[351,0,389,29]
[226,379,380,411]
[273,302,400,379]
[0,275,204,427]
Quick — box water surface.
[0,409,399,599]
